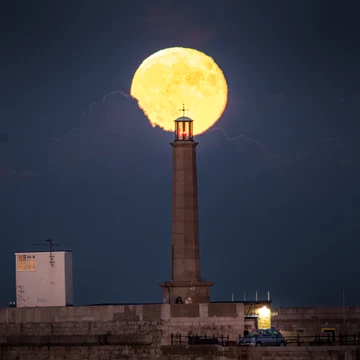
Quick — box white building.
[15,251,73,307]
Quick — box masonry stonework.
[0,303,244,359]
[161,346,360,360]
[2,305,360,359]
[271,306,360,336]
[160,139,214,305]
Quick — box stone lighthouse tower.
[160,106,214,304]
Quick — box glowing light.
[258,306,271,318]
[130,47,228,135]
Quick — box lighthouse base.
[159,280,214,304]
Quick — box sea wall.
[0,303,244,343]
[162,345,360,360]
[3,304,360,359]
[1,342,359,360]
[271,306,360,335]
[0,302,244,359]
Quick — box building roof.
[15,250,73,254]
[175,116,193,122]
[83,300,272,306]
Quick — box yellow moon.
[130,47,228,135]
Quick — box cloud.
[300,137,341,161]
[297,137,356,167]
[48,91,157,167]
[48,89,358,179]
[0,133,40,184]
[202,128,357,173]
[202,127,288,169]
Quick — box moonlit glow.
[130,47,228,135]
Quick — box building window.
[27,258,36,271]
[17,255,36,271]
[17,255,27,271]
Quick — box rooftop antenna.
[32,238,59,267]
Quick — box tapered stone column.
[159,112,214,304]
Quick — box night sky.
[1,0,360,308]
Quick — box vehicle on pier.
[239,328,286,347]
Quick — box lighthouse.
[159,105,214,304]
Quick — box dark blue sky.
[1,0,360,307]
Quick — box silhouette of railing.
[171,333,229,346]
[287,333,360,346]
[171,332,360,347]
[238,333,360,347]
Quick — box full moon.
[130,47,228,135]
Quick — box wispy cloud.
[47,90,359,176]
[203,127,357,170]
